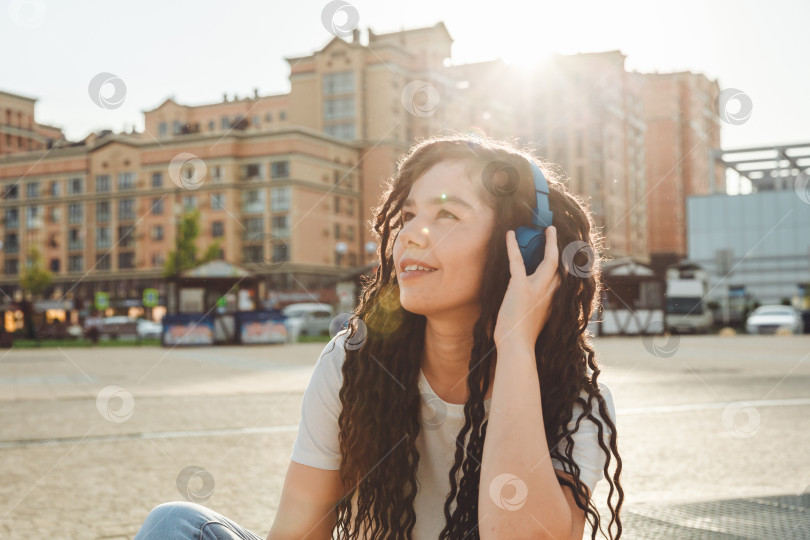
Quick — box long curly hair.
[329,134,624,539]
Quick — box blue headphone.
[517,161,554,275]
[481,158,554,275]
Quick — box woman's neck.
[421,317,494,403]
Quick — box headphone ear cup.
[514,225,547,275]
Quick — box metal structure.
[709,141,810,193]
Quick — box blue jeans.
[134,501,265,540]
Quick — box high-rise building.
[518,51,649,261]
[637,71,723,269]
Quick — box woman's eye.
[401,209,456,223]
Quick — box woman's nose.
[398,217,429,247]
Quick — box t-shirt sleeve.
[551,382,617,496]
[289,330,348,470]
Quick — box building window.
[118,225,134,247]
[49,258,60,272]
[96,201,110,222]
[4,233,19,254]
[67,177,83,194]
[151,198,164,215]
[4,259,19,275]
[245,217,264,241]
[151,252,165,267]
[208,120,215,131]
[182,194,197,210]
[159,122,167,137]
[346,225,354,241]
[49,181,61,197]
[118,172,135,190]
[211,193,225,210]
[253,115,260,127]
[25,206,41,228]
[279,111,286,121]
[212,221,224,237]
[211,166,223,183]
[323,97,355,120]
[271,161,289,179]
[118,252,135,269]
[271,187,290,211]
[68,229,82,251]
[334,223,341,239]
[96,226,111,249]
[173,120,182,135]
[323,71,355,95]
[346,198,354,216]
[272,243,288,263]
[334,196,340,214]
[1,184,18,199]
[96,253,111,270]
[265,112,273,122]
[118,198,135,220]
[68,203,83,225]
[151,225,164,241]
[152,172,163,188]
[4,208,19,228]
[48,206,62,223]
[68,255,83,272]
[95,175,111,193]
[242,163,264,181]
[26,182,39,198]
[221,116,230,129]
[272,215,289,238]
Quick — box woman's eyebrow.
[402,195,473,209]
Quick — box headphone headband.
[528,160,554,229]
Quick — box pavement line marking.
[0,424,300,448]
[617,397,810,415]
[2,398,809,448]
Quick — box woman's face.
[393,160,495,317]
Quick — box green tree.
[20,246,53,298]
[162,208,222,278]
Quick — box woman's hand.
[493,226,561,350]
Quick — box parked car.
[99,316,139,340]
[136,319,163,340]
[745,305,804,335]
[282,303,334,337]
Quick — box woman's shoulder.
[311,329,352,380]
[572,371,617,426]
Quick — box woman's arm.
[478,342,583,540]
[266,460,347,540]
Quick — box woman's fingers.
[506,230,527,280]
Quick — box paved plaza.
[1,334,809,539]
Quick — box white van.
[282,303,335,339]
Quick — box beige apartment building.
[0,22,722,311]
[0,90,64,156]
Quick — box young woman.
[135,135,624,539]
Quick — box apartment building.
[0,22,722,309]
[518,50,649,261]
[638,70,723,268]
[0,90,64,155]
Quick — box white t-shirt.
[290,329,617,539]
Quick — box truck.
[664,263,713,334]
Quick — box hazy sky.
[2,0,807,154]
